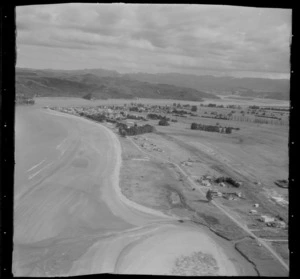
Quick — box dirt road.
[128,136,289,273]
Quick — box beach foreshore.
[99,120,178,222]
[14,107,255,276]
[43,109,244,276]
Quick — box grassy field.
[117,98,288,276]
[116,122,289,275]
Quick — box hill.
[123,72,290,100]
[16,68,218,101]
[16,68,290,101]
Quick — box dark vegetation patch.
[158,119,170,126]
[191,122,239,134]
[214,176,241,188]
[196,213,220,226]
[211,223,248,241]
[147,113,169,121]
[235,239,288,276]
[117,122,156,136]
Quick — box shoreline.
[94,119,248,276]
[101,122,179,222]
[44,108,284,276]
[49,109,243,275]
[43,108,175,223]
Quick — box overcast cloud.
[16,4,292,79]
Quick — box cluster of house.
[199,103,242,109]
[195,175,244,200]
[259,216,287,228]
[49,102,199,129]
[98,103,183,114]
[194,173,287,229]
[16,94,35,105]
[50,106,134,124]
[92,102,202,121]
[249,209,287,229]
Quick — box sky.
[16,4,292,79]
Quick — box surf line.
[59,141,71,157]
[26,159,46,172]
[28,162,54,180]
[56,138,67,150]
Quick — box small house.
[259,215,275,223]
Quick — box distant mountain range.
[123,72,290,100]
[16,68,218,102]
[16,68,290,101]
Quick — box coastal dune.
[68,223,238,276]
[13,106,241,276]
[115,225,237,275]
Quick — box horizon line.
[16,66,290,80]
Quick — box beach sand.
[13,107,243,276]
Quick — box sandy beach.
[13,106,245,276]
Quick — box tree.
[191,105,198,112]
[119,128,127,137]
[191,123,198,130]
[225,127,232,134]
[158,119,170,126]
[206,190,213,202]
[82,93,93,100]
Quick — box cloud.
[16,4,292,78]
